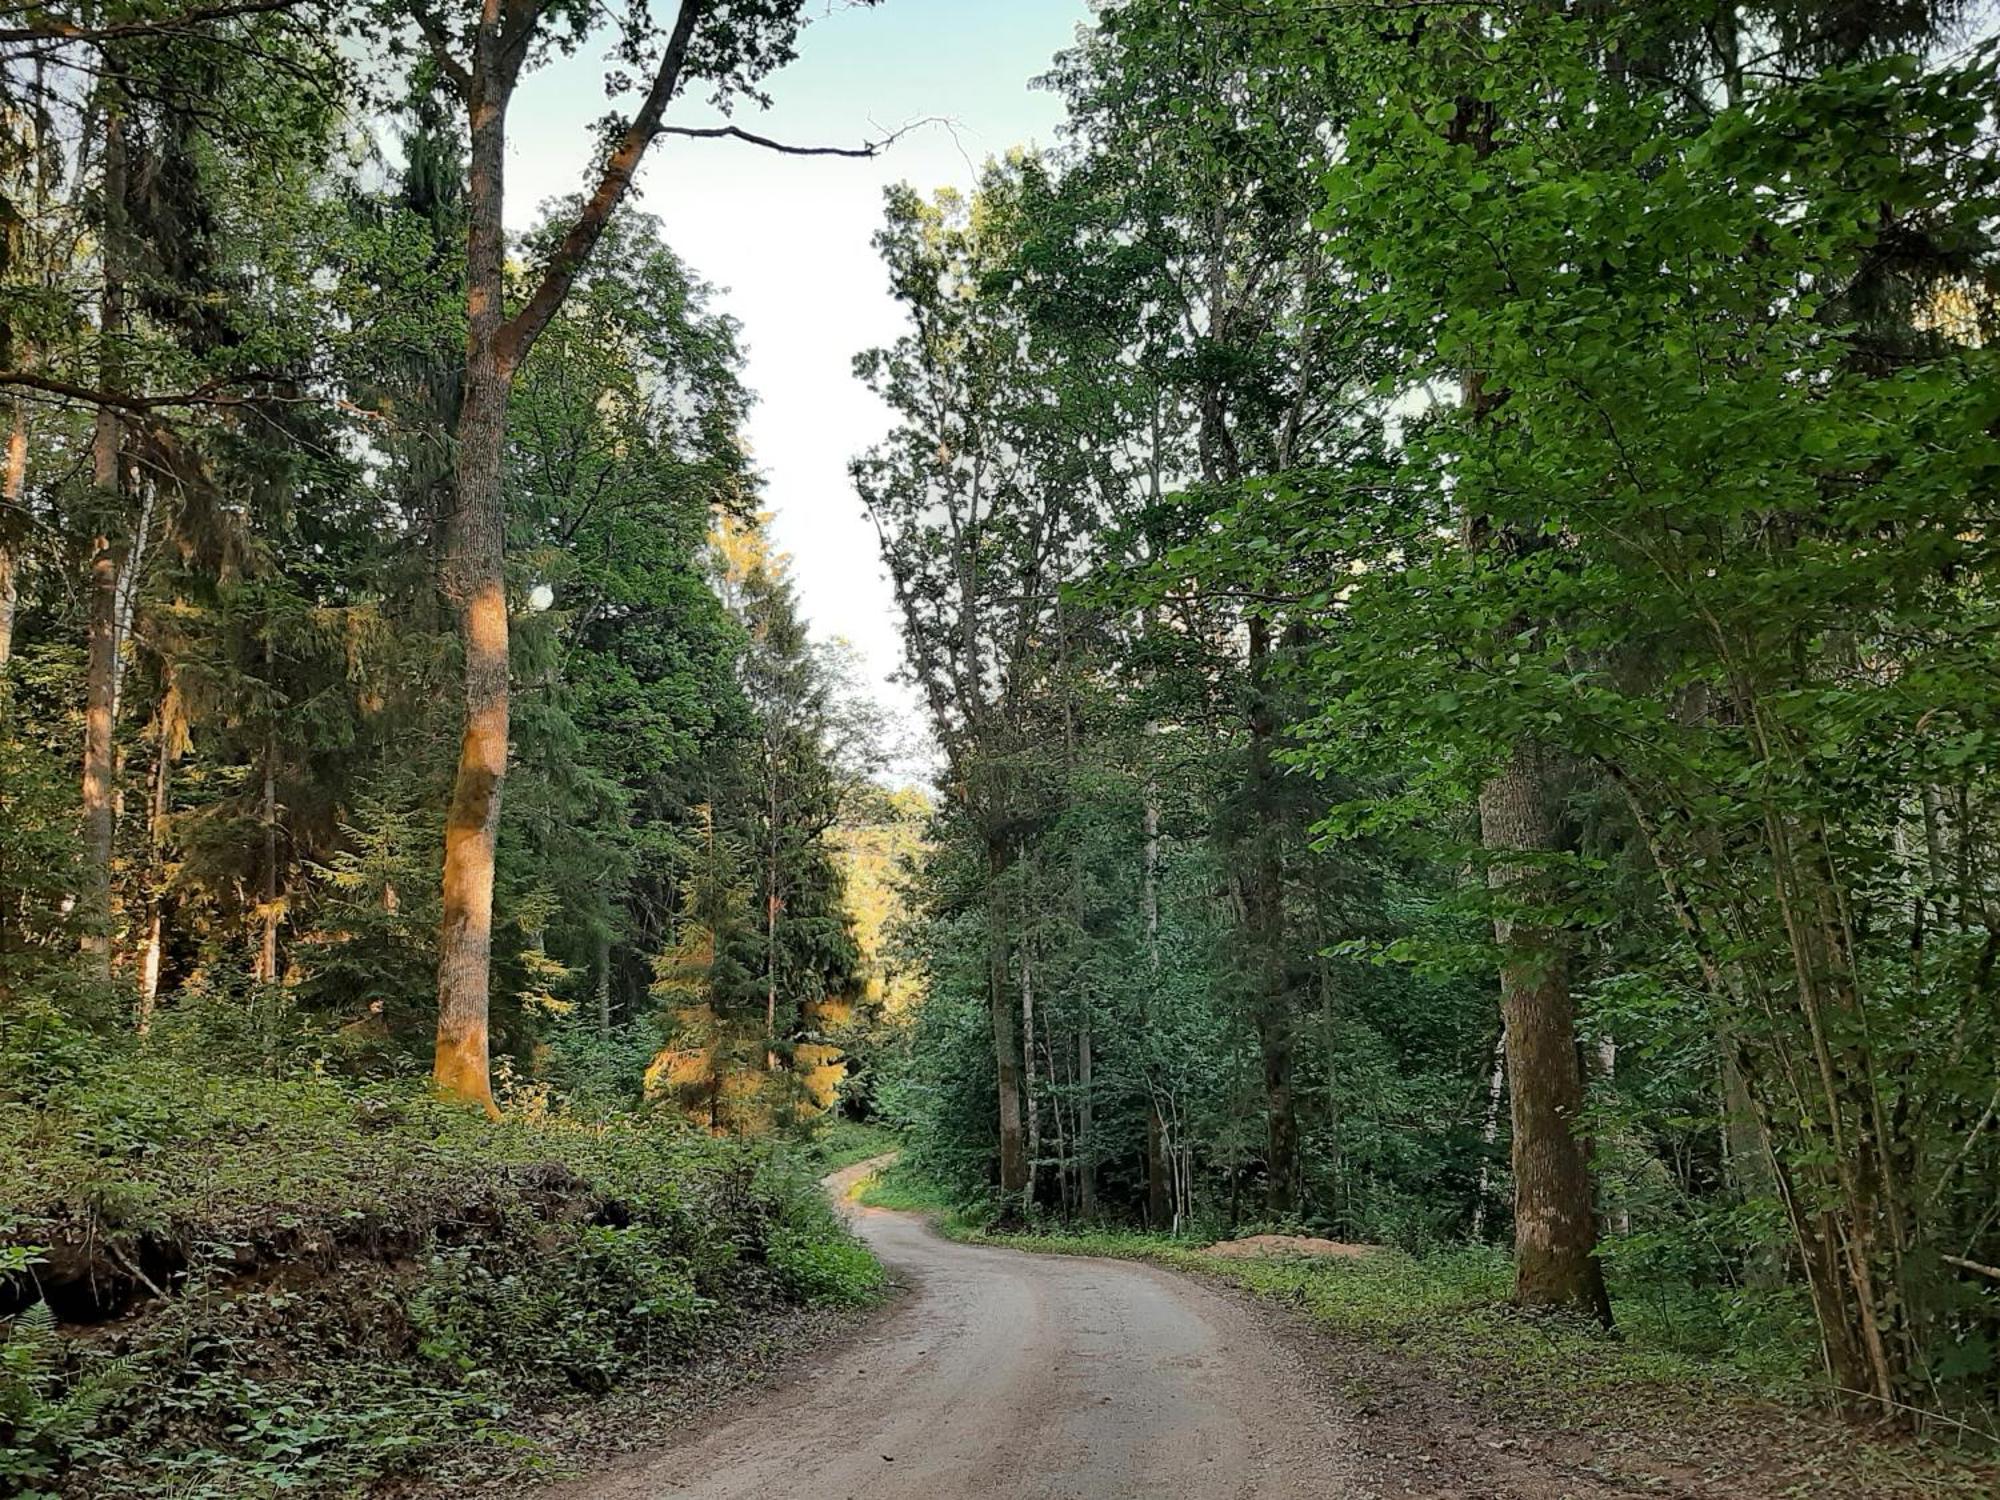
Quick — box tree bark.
[1479,738,1611,1323]
[136,726,172,1032]
[434,237,510,1116]
[1471,1028,1507,1239]
[79,104,128,980]
[255,736,280,983]
[988,832,1027,1198]
[0,398,23,671]
[596,925,613,1039]
[1077,1019,1096,1217]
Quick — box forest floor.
[473,1155,2000,1500]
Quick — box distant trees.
[862,0,2000,1427]
[0,3,876,1134]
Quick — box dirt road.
[551,1156,1361,1499]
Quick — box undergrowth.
[0,1014,881,1498]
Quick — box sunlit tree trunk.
[429,0,700,1116]
[136,702,175,1031]
[0,399,23,671]
[80,106,127,981]
[433,111,510,1112]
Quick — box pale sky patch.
[508,0,1091,780]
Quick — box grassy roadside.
[853,1159,1999,1499]
[802,1119,903,1175]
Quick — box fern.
[0,1301,140,1490]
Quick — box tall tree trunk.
[0,398,23,671]
[433,88,510,1113]
[1020,934,1040,1211]
[1141,752,1169,1228]
[987,832,1027,1198]
[1245,614,1297,1218]
[1480,739,1611,1323]
[255,737,279,983]
[79,106,127,980]
[428,0,701,1117]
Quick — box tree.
[402,0,873,1112]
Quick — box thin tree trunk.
[596,925,612,1039]
[136,727,171,1032]
[79,104,127,980]
[0,398,23,671]
[988,832,1027,1197]
[1142,735,1169,1228]
[766,762,780,1065]
[255,738,279,983]
[1472,1029,1507,1239]
[1078,1016,1096,1218]
[1591,1034,1629,1236]
[1021,933,1040,1212]
[1245,614,1298,1218]
[1480,738,1612,1323]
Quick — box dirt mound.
[1202,1234,1377,1261]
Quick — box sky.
[508,1,1094,778]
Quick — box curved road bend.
[551,1156,1361,1500]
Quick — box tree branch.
[0,369,284,413]
[1944,1253,2000,1283]
[655,117,939,158]
[496,0,704,374]
[0,0,304,46]
[406,0,472,97]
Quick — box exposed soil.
[1204,1233,1378,1262]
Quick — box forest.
[3,0,1999,1495]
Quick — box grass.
[804,1118,903,1174]
[853,1160,2000,1499]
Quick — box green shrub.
[0,1040,879,1498]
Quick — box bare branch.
[656,116,942,159]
